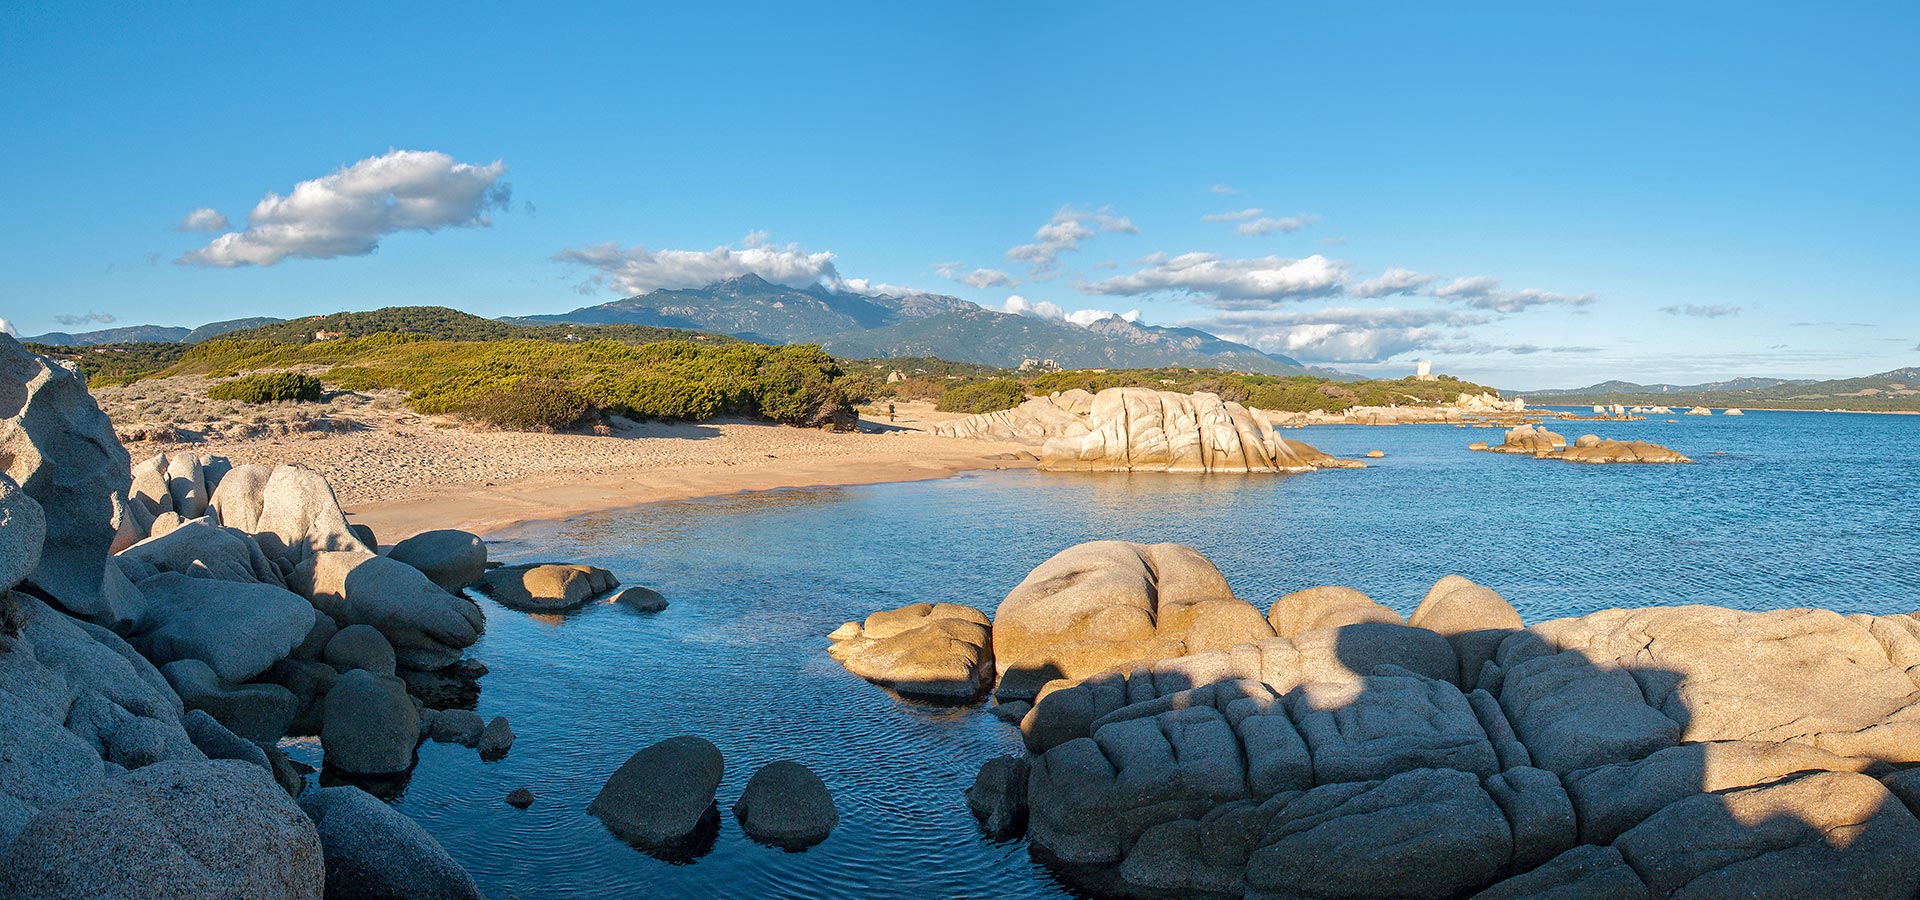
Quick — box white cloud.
[181,149,510,267]
[1236,214,1319,236]
[0,318,15,337]
[1210,183,1241,195]
[1659,304,1742,318]
[54,311,116,326]
[834,277,927,297]
[177,208,230,232]
[1432,276,1595,313]
[1001,295,1141,327]
[934,263,1017,289]
[1202,208,1263,223]
[557,234,842,295]
[1006,205,1137,278]
[1083,252,1347,307]
[1351,267,1438,298]
[1183,307,1484,363]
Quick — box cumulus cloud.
[934,263,1017,289]
[1236,214,1319,236]
[1202,208,1263,223]
[1660,304,1742,318]
[1007,205,1138,278]
[1351,267,1437,299]
[180,149,511,267]
[557,234,841,296]
[177,208,230,232]
[1083,252,1347,308]
[1183,307,1483,363]
[54,311,116,326]
[1001,295,1141,327]
[0,318,14,337]
[1432,276,1595,313]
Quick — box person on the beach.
[887,403,896,422]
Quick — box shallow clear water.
[294,410,1920,898]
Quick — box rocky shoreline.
[831,541,1920,898]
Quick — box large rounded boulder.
[387,530,487,593]
[0,760,324,899]
[827,602,995,700]
[320,669,419,776]
[589,735,724,855]
[992,541,1271,701]
[732,760,839,849]
[0,474,45,593]
[299,786,483,900]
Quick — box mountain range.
[513,274,1337,376]
[1523,368,1920,411]
[23,317,282,346]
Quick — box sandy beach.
[111,393,1027,540]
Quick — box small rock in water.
[732,760,839,850]
[991,701,1031,725]
[431,708,486,747]
[1366,449,1385,458]
[477,716,515,760]
[610,586,668,612]
[506,787,535,809]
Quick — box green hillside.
[1527,367,1920,411]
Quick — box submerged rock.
[589,735,723,855]
[828,601,995,701]
[732,760,839,849]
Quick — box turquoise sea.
[296,410,1920,898]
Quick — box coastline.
[118,400,1033,541]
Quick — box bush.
[937,379,1027,413]
[456,379,595,431]
[205,372,323,404]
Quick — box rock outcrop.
[320,669,419,776]
[293,552,484,670]
[1476,425,1691,464]
[828,602,995,700]
[1,334,134,621]
[981,543,1920,898]
[936,387,1360,474]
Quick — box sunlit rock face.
[978,542,1920,899]
[936,387,1358,474]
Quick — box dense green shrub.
[937,379,1027,413]
[206,372,324,404]
[456,378,595,431]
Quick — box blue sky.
[3,1,1915,388]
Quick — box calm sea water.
[288,410,1920,899]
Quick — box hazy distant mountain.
[182,317,285,342]
[1529,376,1815,396]
[1525,368,1920,411]
[24,325,191,346]
[519,274,1327,375]
[23,316,284,346]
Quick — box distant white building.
[1413,359,1437,382]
